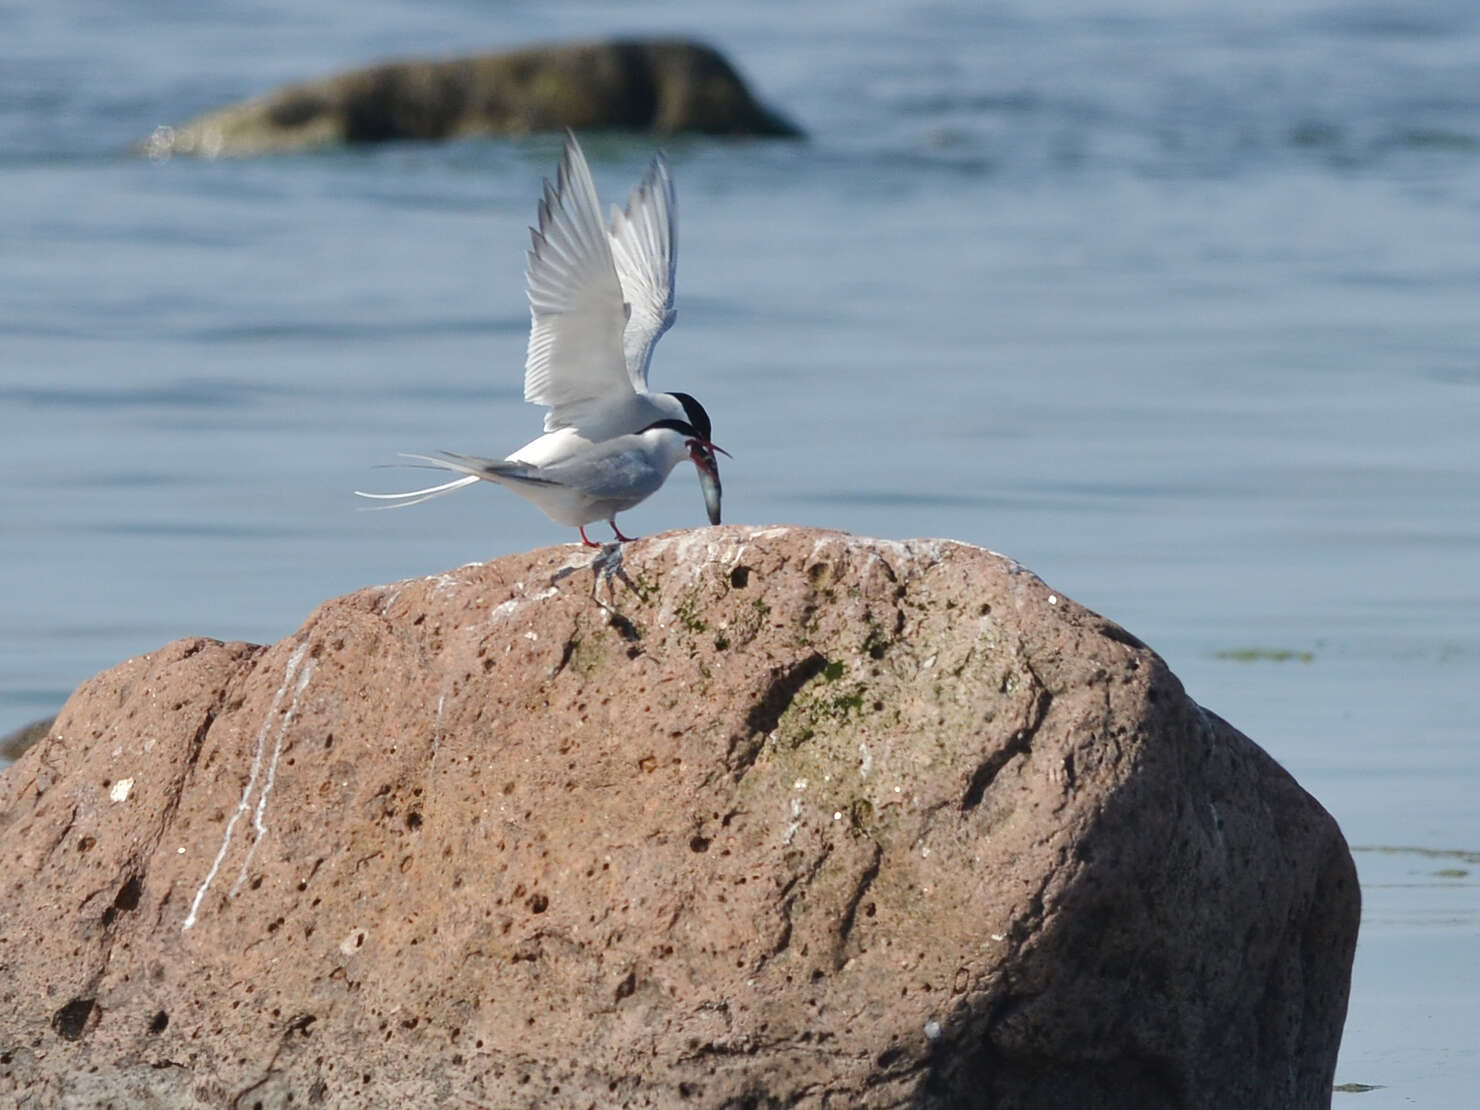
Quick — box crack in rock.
[728,653,831,775]
[961,662,1053,812]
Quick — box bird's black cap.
[642,418,703,438]
[667,392,713,443]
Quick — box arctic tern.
[357,132,727,546]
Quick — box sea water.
[4,0,1478,1101]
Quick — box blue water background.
[4,0,1478,1101]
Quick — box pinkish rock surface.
[0,526,1357,1109]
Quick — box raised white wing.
[523,134,634,432]
[608,153,677,392]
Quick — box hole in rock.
[52,998,96,1041]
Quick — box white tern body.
[358,132,725,544]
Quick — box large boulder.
[140,38,803,158]
[0,526,1357,1108]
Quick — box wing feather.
[523,134,634,431]
[608,153,678,391]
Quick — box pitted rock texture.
[140,38,803,158]
[0,526,1357,1109]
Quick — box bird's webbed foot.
[551,541,639,614]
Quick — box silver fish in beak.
[689,441,730,525]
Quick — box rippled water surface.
[4,0,1478,1101]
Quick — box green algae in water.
[1215,647,1315,663]
[1353,845,1480,865]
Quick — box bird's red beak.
[688,439,730,475]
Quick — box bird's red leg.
[610,519,637,543]
[579,525,601,548]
